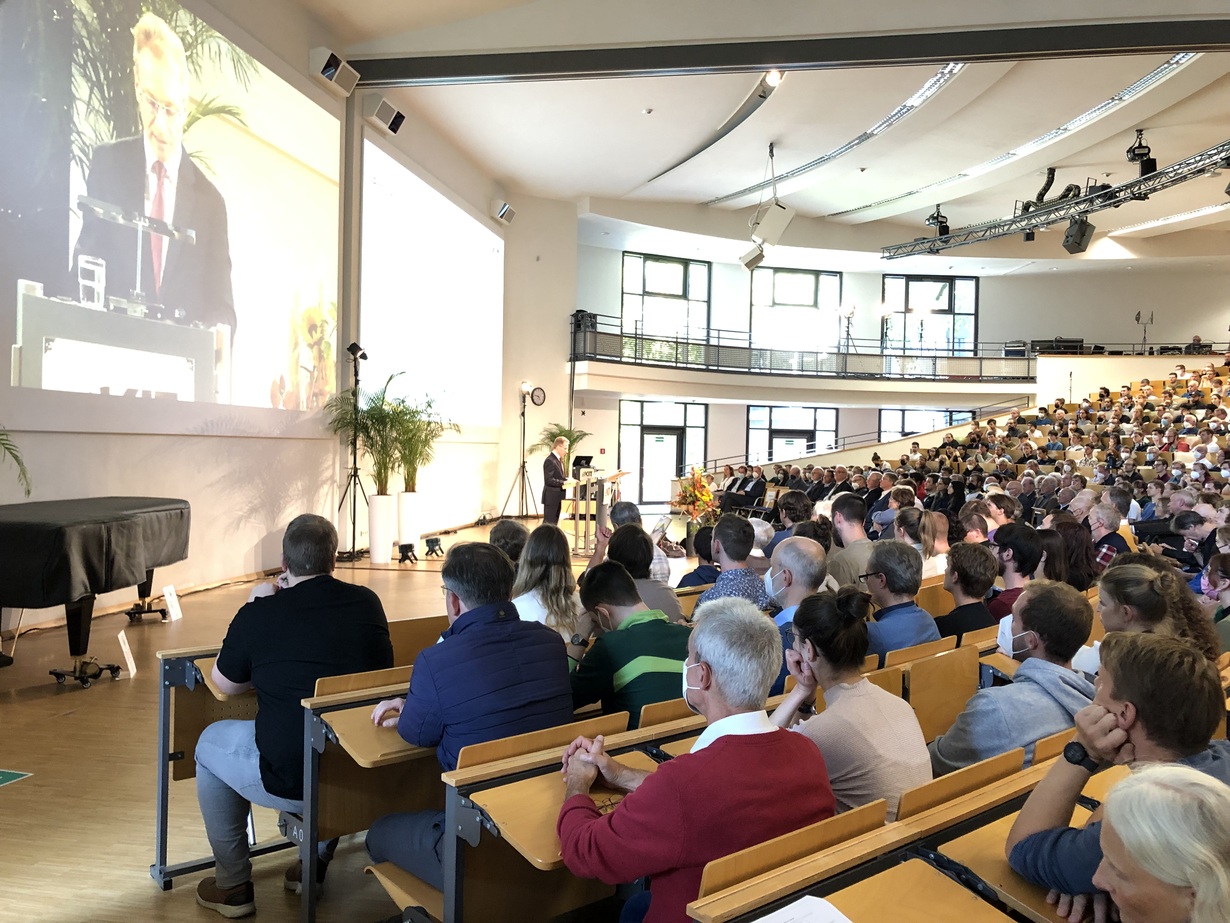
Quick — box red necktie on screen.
[150,161,166,296]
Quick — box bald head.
[769,537,828,608]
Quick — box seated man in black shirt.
[194,514,393,917]
[934,541,998,641]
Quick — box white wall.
[980,266,1230,348]
[498,194,580,511]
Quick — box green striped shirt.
[570,609,692,728]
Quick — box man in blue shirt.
[1005,632,1230,922]
[764,537,830,694]
[365,542,574,889]
[676,526,719,589]
[698,515,770,609]
[862,541,940,667]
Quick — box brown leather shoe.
[196,877,255,918]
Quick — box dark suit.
[73,137,236,333]
[542,452,567,525]
[721,476,765,512]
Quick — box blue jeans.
[195,719,332,887]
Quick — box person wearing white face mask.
[764,537,835,694]
[558,599,835,923]
[932,581,1096,775]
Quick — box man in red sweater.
[557,597,836,923]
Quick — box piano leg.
[49,594,122,687]
[125,568,168,622]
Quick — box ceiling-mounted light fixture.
[740,243,766,271]
[1127,128,1157,177]
[764,69,784,88]
[925,203,950,237]
[750,143,797,247]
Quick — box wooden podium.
[569,470,628,555]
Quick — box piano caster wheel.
[80,677,92,688]
[55,674,66,685]
[109,666,122,679]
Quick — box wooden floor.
[0,521,681,923]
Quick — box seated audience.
[366,543,574,889]
[1054,519,1098,591]
[605,524,685,623]
[1095,764,1230,923]
[607,501,671,582]
[1034,528,1070,585]
[1096,562,1221,661]
[934,542,998,641]
[765,536,831,694]
[194,514,393,916]
[572,561,692,728]
[719,464,766,512]
[488,517,530,567]
[766,489,813,557]
[1006,633,1230,912]
[863,541,940,667]
[697,514,770,609]
[930,580,1094,775]
[675,525,719,589]
[557,598,836,923]
[511,524,587,652]
[1090,504,1130,573]
[988,522,1041,618]
[826,493,874,588]
[770,588,931,820]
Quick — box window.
[621,252,710,340]
[880,275,978,355]
[750,267,843,351]
[619,400,708,506]
[747,405,839,464]
[878,409,975,442]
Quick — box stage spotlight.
[520,380,533,394]
[741,244,766,271]
[765,69,784,87]
[925,204,949,237]
[1126,129,1157,177]
[1062,216,1095,254]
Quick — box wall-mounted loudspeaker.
[1062,216,1095,254]
[309,48,359,98]
[490,200,516,225]
[363,95,405,135]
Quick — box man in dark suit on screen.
[542,436,569,526]
[72,12,236,334]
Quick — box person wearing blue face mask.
[931,581,1096,776]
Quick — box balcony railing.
[570,312,1037,382]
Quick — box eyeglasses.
[439,585,450,600]
[857,572,883,583]
[136,84,185,121]
[784,627,800,646]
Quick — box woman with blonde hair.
[1097,561,1221,661]
[1094,763,1230,923]
[511,525,586,647]
[895,506,946,577]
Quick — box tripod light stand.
[838,303,857,374]
[501,381,543,519]
[336,342,367,562]
[1135,310,1154,355]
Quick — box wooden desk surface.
[325,704,435,769]
[826,859,1014,923]
[198,656,253,701]
[470,751,660,870]
[938,766,1128,923]
[661,736,700,757]
[981,652,1020,678]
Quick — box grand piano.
[0,497,191,685]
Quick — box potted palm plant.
[394,398,459,552]
[324,374,401,564]
[1,427,31,497]
[529,423,592,473]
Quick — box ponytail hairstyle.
[792,587,871,671]
[895,506,925,546]
[1100,561,1222,661]
[1035,529,1070,584]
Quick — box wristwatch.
[1063,741,1100,773]
[796,700,818,716]
[568,633,587,647]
